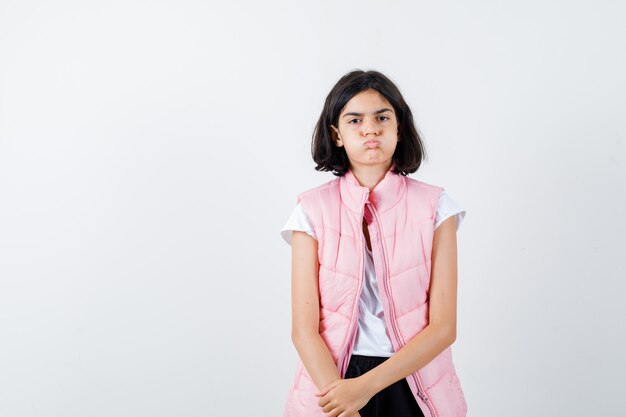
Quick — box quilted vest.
[284,162,467,417]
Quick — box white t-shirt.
[281,191,466,357]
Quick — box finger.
[326,404,343,417]
[318,396,330,408]
[335,408,352,417]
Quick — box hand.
[315,376,373,417]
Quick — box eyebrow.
[342,108,394,118]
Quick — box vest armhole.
[432,185,445,220]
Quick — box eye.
[379,116,390,121]
[348,119,360,124]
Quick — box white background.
[1,1,625,416]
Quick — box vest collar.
[339,162,407,214]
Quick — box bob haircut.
[312,69,427,176]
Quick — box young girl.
[280,70,468,417]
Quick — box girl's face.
[331,89,400,171]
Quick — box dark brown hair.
[312,69,427,176]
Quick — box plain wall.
[1,1,625,416]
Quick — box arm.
[359,215,459,396]
[290,230,343,391]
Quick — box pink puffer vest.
[284,163,467,417]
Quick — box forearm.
[361,324,455,395]
[292,331,342,391]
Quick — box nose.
[361,117,379,136]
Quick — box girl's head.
[312,69,426,176]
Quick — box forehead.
[341,89,393,113]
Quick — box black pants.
[345,354,425,417]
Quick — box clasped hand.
[315,376,373,417]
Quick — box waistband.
[349,354,391,366]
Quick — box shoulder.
[434,190,466,231]
[405,177,444,206]
[296,177,340,204]
[280,202,316,245]
[293,177,341,228]
[406,176,444,194]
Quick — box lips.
[365,140,380,148]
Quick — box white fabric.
[355,243,396,356]
[280,190,466,357]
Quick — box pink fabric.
[284,163,467,417]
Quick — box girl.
[280,70,467,417]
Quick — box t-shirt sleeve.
[434,191,466,231]
[280,202,317,246]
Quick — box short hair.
[312,69,427,176]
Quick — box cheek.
[376,141,397,155]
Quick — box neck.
[349,161,393,192]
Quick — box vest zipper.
[338,190,370,379]
[365,202,439,417]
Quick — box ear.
[330,125,342,146]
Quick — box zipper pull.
[363,202,373,225]
[416,389,428,401]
